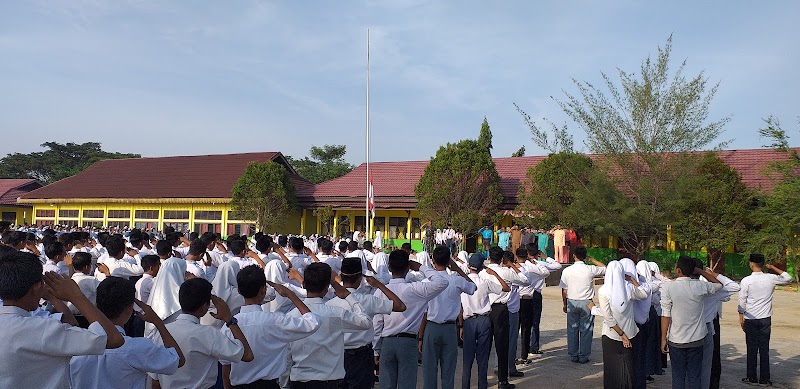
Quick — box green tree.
[287,144,354,184]
[312,206,335,235]
[748,116,800,280]
[511,146,526,157]
[670,153,752,270]
[516,36,729,256]
[0,142,140,184]
[478,118,493,152]
[415,137,502,236]
[230,161,297,233]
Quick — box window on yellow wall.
[195,211,222,220]
[2,212,16,222]
[59,210,79,218]
[108,210,131,219]
[135,210,159,219]
[82,210,104,219]
[163,210,189,220]
[36,209,55,218]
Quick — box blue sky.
[1,1,798,165]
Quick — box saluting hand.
[133,298,161,324]
[43,272,83,302]
[267,281,292,298]
[210,295,233,323]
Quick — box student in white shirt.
[43,241,71,277]
[104,235,145,280]
[220,266,318,388]
[660,256,723,389]
[519,246,561,360]
[598,261,648,388]
[154,278,255,389]
[68,252,99,328]
[485,247,530,389]
[201,260,247,328]
[460,253,510,389]
[228,239,258,270]
[374,250,449,389]
[737,254,792,385]
[419,246,476,389]
[559,246,606,364]
[287,262,373,388]
[184,239,209,280]
[0,251,125,388]
[132,254,161,337]
[70,277,185,388]
[316,238,343,275]
[328,257,406,389]
[286,237,312,275]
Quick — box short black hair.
[291,237,304,252]
[432,246,450,266]
[3,231,26,247]
[228,239,246,255]
[179,278,212,313]
[303,262,331,294]
[45,242,65,260]
[401,243,412,252]
[200,231,216,246]
[319,239,334,253]
[363,241,373,251]
[525,243,538,257]
[503,250,515,263]
[338,241,349,252]
[58,233,75,247]
[72,252,92,272]
[188,232,199,241]
[389,249,410,272]
[278,235,288,247]
[156,240,173,257]
[96,277,135,320]
[488,247,504,263]
[676,255,695,277]
[516,247,529,259]
[188,239,206,256]
[105,235,126,257]
[141,255,160,272]
[0,251,43,300]
[692,257,704,274]
[237,265,266,299]
[255,235,271,253]
[574,246,588,260]
[97,232,110,246]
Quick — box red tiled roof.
[0,179,41,206]
[298,148,798,209]
[20,152,312,200]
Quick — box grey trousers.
[422,321,458,389]
[379,337,418,389]
[566,299,594,361]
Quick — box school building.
[1,179,43,225]
[15,148,794,258]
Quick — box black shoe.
[509,371,525,378]
[646,376,654,382]
[498,382,516,389]
[578,359,590,364]
[742,378,760,385]
[570,357,579,363]
[530,350,543,354]
[514,358,529,365]
[759,380,773,386]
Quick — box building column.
[369,213,375,241]
[300,209,307,236]
[349,212,355,232]
[316,211,322,235]
[332,210,339,238]
[406,212,412,241]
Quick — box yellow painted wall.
[0,206,33,225]
[30,202,303,236]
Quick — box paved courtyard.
[393,283,800,388]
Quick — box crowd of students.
[0,220,794,389]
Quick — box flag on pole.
[368,175,375,219]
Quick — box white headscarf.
[637,260,653,284]
[599,261,630,312]
[648,262,660,276]
[619,257,638,280]
[145,257,186,339]
[457,251,469,263]
[415,251,433,268]
[211,261,244,313]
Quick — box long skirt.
[645,307,663,375]
[603,335,634,389]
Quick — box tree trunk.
[708,249,725,274]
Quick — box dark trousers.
[519,298,533,358]
[669,345,702,389]
[632,322,647,389]
[644,307,662,376]
[489,303,510,383]
[290,380,340,389]
[342,344,374,389]
[744,317,772,381]
[233,379,279,389]
[602,335,634,389]
[710,315,721,389]
[462,315,492,389]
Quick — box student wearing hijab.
[636,260,661,382]
[145,257,187,340]
[620,257,651,389]
[200,260,247,328]
[648,261,668,373]
[599,261,647,388]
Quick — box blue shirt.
[480,229,493,241]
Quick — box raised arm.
[366,276,406,312]
[135,298,185,367]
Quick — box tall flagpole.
[365,29,371,238]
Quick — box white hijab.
[599,261,630,312]
[637,260,653,284]
[145,257,186,339]
[457,251,469,263]
[619,257,638,280]
[415,251,432,268]
[212,261,244,313]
